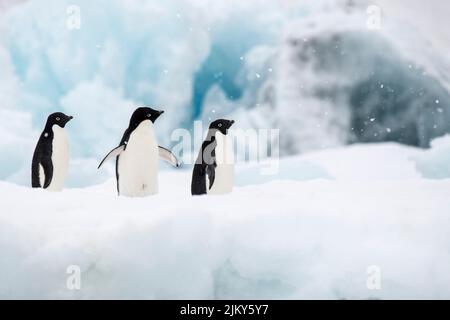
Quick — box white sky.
[374,0,450,53]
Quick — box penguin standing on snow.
[191,119,235,195]
[98,107,180,197]
[31,112,74,191]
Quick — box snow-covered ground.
[1,139,450,299]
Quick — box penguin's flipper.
[98,145,125,169]
[205,164,215,190]
[158,146,181,167]
[40,158,54,189]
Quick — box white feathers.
[208,131,234,195]
[47,125,70,191]
[117,120,159,197]
[158,146,180,167]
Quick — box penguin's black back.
[31,130,54,188]
[191,138,217,195]
[191,163,207,195]
[115,128,132,195]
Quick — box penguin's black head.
[209,119,235,135]
[129,107,164,126]
[47,112,73,128]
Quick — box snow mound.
[414,135,450,179]
[1,142,450,299]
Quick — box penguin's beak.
[153,110,164,121]
[224,120,235,134]
[65,115,74,124]
[156,110,164,119]
[61,115,73,128]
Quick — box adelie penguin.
[31,112,74,191]
[191,119,235,195]
[98,107,180,197]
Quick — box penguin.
[191,119,235,195]
[98,107,180,197]
[31,112,74,191]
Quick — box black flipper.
[98,145,125,169]
[206,163,215,190]
[191,137,217,195]
[32,159,42,188]
[112,128,132,196]
[40,158,54,189]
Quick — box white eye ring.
[147,114,151,118]
[56,117,60,121]
[218,123,222,127]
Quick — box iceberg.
[1,0,450,187]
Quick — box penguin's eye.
[147,114,151,118]
[56,117,60,121]
[218,123,222,128]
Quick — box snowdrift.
[1,141,449,299]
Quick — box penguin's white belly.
[47,125,69,191]
[208,132,234,195]
[118,121,159,197]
